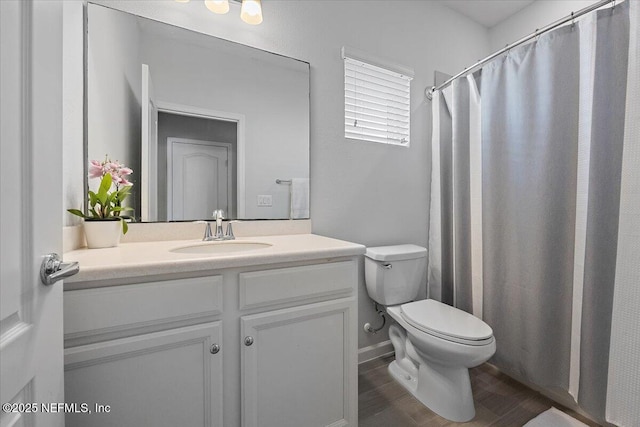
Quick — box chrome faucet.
[198,211,235,241]
[212,209,225,240]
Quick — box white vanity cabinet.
[63,276,225,427]
[63,257,358,427]
[238,261,357,427]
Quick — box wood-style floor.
[358,355,601,427]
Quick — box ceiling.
[439,0,536,28]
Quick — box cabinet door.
[241,299,356,427]
[65,322,223,427]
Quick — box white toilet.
[364,244,496,422]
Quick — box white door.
[167,138,231,220]
[141,64,158,222]
[0,1,67,426]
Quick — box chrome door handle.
[40,253,79,286]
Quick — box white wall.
[63,1,84,226]
[87,4,142,212]
[73,0,490,351]
[489,0,599,50]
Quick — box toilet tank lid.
[365,244,427,262]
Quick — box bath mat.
[524,407,589,427]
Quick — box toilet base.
[388,357,476,423]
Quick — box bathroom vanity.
[63,233,364,427]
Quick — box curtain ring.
[570,12,575,29]
[534,28,540,42]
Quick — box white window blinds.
[344,53,412,146]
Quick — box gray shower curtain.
[482,22,583,392]
[428,1,639,424]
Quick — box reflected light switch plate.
[257,195,272,207]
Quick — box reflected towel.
[291,178,309,219]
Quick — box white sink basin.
[170,241,272,255]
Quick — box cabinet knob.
[210,343,221,354]
[244,336,254,346]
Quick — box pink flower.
[105,162,119,173]
[88,160,104,178]
[87,157,134,187]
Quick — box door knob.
[210,343,221,354]
[244,336,254,346]
[40,253,79,286]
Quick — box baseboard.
[358,340,394,364]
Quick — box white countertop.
[64,234,365,289]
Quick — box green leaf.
[116,187,131,203]
[121,218,128,235]
[88,191,98,207]
[106,192,116,209]
[99,173,112,194]
[67,209,87,218]
[96,175,111,206]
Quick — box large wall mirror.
[87,3,310,222]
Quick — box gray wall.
[73,0,491,353]
[87,4,142,214]
[489,0,599,50]
[63,1,84,226]
[139,26,309,219]
[157,112,237,220]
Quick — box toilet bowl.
[364,245,496,422]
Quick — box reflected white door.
[0,1,65,426]
[168,138,231,220]
[141,64,158,222]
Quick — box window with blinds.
[344,56,412,146]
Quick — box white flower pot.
[84,219,122,249]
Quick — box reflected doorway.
[158,111,238,221]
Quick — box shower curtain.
[428,1,639,425]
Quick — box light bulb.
[240,0,263,25]
[205,0,229,14]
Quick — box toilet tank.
[364,245,427,306]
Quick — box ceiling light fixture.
[204,0,230,14]
[240,0,263,25]
[176,0,262,25]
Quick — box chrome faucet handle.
[204,222,214,241]
[194,220,214,241]
[224,221,236,240]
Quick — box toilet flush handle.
[382,263,392,269]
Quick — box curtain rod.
[426,0,615,100]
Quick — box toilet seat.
[400,299,493,346]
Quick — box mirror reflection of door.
[157,111,238,221]
[167,138,233,221]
